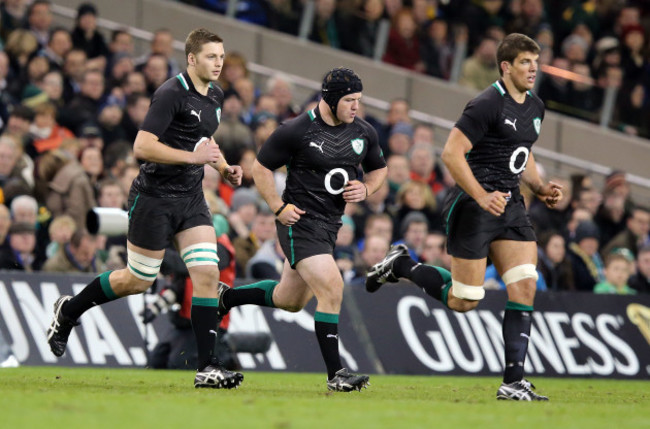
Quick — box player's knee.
[502,264,538,286]
[451,279,485,301]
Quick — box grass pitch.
[1,367,648,429]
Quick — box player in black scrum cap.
[217,67,387,391]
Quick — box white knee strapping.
[501,264,538,286]
[127,250,163,281]
[181,242,219,268]
[451,279,485,300]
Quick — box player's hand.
[477,191,510,216]
[191,137,221,165]
[277,203,305,226]
[222,165,243,187]
[536,181,563,209]
[343,180,367,203]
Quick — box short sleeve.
[361,124,386,172]
[140,85,184,138]
[257,119,306,170]
[454,91,500,145]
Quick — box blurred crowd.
[182,0,650,138]
[0,0,647,296]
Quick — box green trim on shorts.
[505,301,534,312]
[237,280,278,307]
[128,193,140,220]
[445,191,464,235]
[192,297,219,307]
[289,226,295,266]
[441,283,452,309]
[99,271,117,300]
[314,311,339,324]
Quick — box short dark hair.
[111,28,130,43]
[185,28,223,64]
[496,33,540,76]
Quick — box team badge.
[533,117,541,135]
[216,107,222,124]
[351,138,364,155]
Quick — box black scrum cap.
[321,67,363,116]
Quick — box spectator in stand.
[0,204,10,246]
[420,17,454,79]
[506,0,547,38]
[79,146,104,191]
[213,89,253,164]
[227,186,259,241]
[97,101,126,146]
[71,3,109,67]
[4,29,39,98]
[308,0,342,49]
[573,186,602,217]
[351,234,390,282]
[0,221,37,271]
[233,208,276,277]
[246,234,284,280]
[0,136,30,203]
[420,231,446,266]
[233,77,257,125]
[37,149,95,229]
[565,62,598,120]
[105,52,135,93]
[594,249,636,295]
[629,244,650,294]
[394,210,429,261]
[120,92,150,143]
[458,36,500,91]
[77,121,105,151]
[141,53,169,96]
[59,69,105,134]
[107,29,135,68]
[61,48,87,103]
[387,121,414,157]
[121,71,147,97]
[237,148,257,189]
[613,82,649,138]
[0,0,28,41]
[529,176,572,235]
[349,180,390,242]
[461,0,508,52]
[25,102,74,158]
[41,27,72,72]
[20,55,50,103]
[251,111,278,153]
[568,220,605,291]
[26,0,53,49]
[378,98,410,150]
[595,171,632,247]
[218,52,249,92]
[135,28,179,79]
[408,142,446,198]
[385,153,410,204]
[343,0,385,58]
[103,141,133,182]
[383,8,425,72]
[358,212,393,253]
[564,207,592,243]
[42,228,100,273]
[33,70,65,109]
[537,230,574,291]
[601,207,650,260]
[117,162,139,199]
[44,214,76,259]
[266,73,301,121]
[392,179,442,235]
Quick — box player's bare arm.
[521,152,563,208]
[252,159,305,226]
[134,130,221,165]
[343,167,387,203]
[205,137,243,186]
[442,127,509,216]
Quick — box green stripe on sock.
[192,297,219,307]
[237,280,278,307]
[441,283,452,309]
[433,266,452,286]
[314,311,339,324]
[99,271,117,300]
[505,301,534,311]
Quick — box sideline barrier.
[1,272,649,379]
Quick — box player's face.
[506,51,538,92]
[336,92,362,124]
[192,42,225,82]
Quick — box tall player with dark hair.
[367,33,562,400]
[217,67,387,391]
[47,28,245,389]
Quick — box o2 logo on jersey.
[324,168,349,195]
[509,147,530,174]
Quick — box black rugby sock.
[221,280,278,310]
[502,301,533,384]
[191,297,219,370]
[63,272,117,320]
[393,258,451,302]
[314,312,343,380]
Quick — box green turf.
[1,367,649,429]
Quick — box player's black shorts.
[442,187,536,259]
[126,189,211,250]
[276,216,338,269]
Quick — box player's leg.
[490,239,547,401]
[175,225,243,389]
[366,244,484,313]
[47,241,162,357]
[296,254,369,391]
